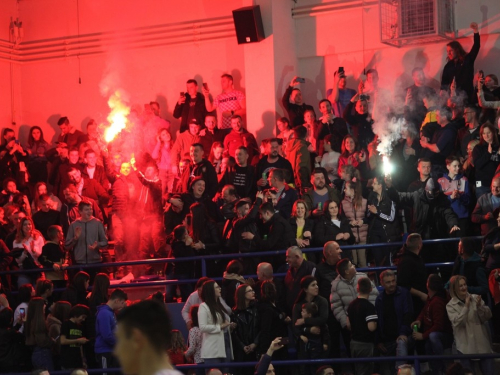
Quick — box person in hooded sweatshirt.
[286,125,312,195]
[65,201,108,280]
[95,288,128,370]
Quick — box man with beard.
[218,146,256,199]
[179,143,218,199]
[303,168,340,217]
[223,115,258,161]
[60,183,103,235]
[255,138,295,191]
[317,99,350,154]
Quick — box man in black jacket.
[282,76,314,127]
[179,143,218,199]
[394,177,460,263]
[173,79,208,133]
[396,233,428,319]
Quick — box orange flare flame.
[103,90,130,143]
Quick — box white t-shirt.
[214,90,245,129]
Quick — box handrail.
[6,353,500,375]
[0,236,473,276]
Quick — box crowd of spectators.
[1,21,500,375]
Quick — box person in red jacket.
[411,274,453,375]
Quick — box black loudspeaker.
[232,6,265,44]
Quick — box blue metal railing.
[0,236,472,279]
[6,353,500,375]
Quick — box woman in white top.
[446,275,494,374]
[198,279,234,373]
[12,217,44,287]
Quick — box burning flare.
[382,155,393,176]
[103,90,130,143]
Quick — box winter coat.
[341,196,368,244]
[446,295,492,354]
[330,272,379,328]
[313,216,355,248]
[198,302,233,359]
[171,131,200,165]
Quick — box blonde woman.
[13,217,44,287]
[446,275,494,374]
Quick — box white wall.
[294,0,500,106]
[1,0,500,146]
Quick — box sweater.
[65,218,107,264]
[416,292,453,340]
[95,304,116,354]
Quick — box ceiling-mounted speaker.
[232,5,265,44]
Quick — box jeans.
[32,346,54,371]
[458,350,495,375]
[379,337,414,375]
[425,331,453,375]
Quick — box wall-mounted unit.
[379,0,455,47]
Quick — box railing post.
[201,258,207,277]
[414,357,420,374]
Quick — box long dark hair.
[294,276,317,306]
[341,135,358,157]
[25,297,51,347]
[322,200,341,220]
[234,283,252,311]
[71,271,90,296]
[260,280,276,304]
[189,202,211,243]
[200,280,228,324]
[28,126,47,147]
[446,41,467,61]
[88,273,110,307]
[52,301,71,322]
[479,123,499,146]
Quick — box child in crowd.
[298,301,329,375]
[60,304,90,370]
[184,305,204,375]
[347,278,378,375]
[168,329,187,365]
